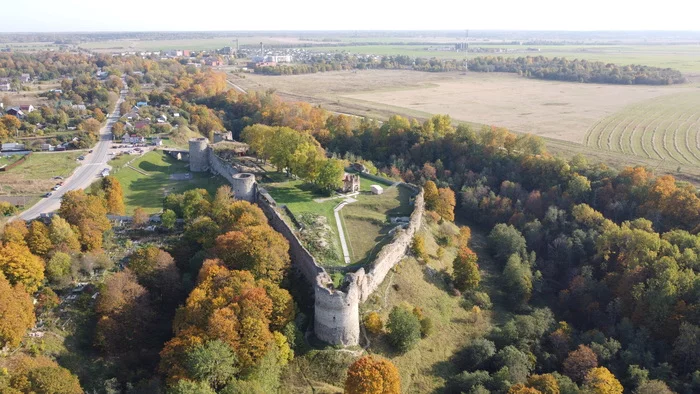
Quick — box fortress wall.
[208,151,239,185]
[348,186,424,302]
[256,194,361,345]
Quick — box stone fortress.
[188,138,424,346]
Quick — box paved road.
[19,84,128,221]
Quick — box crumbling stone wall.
[257,185,424,346]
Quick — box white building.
[371,185,384,195]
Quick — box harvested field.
[584,91,700,165]
[233,70,694,143]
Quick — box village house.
[19,104,35,113]
[136,101,148,107]
[20,74,31,83]
[0,82,10,91]
[72,104,87,111]
[134,120,150,131]
[5,107,25,118]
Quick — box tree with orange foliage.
[364,312,384,335]
[214,225,290,283]
[435,187,456,221]
[0,272,35,348]
[452,246,480,292]
[563,345,598,383]
[94,270,155,355]
[582,367,623,394]
[345,356,401,394]
[0,241,44,293]
[58,190,111,250]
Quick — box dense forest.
[467,55,687,85]
[254,52,685,85]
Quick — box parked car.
[89,150,93,153]
[52,185,61,191]
[52,176,64,180]
[43,192,52,198]
[78,156,85,160]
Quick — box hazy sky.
[3,0,700,32]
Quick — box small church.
[341,173,360,193]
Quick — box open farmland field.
[585,91,700,165]
[0,152,81,196]
[236,70,694,143]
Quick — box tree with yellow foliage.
[0,272,35,348]
[583,367,623,394]
[452,246,480,292]
[48,216,81,252]
[2,219,28,245]
[435,187,456,222]
[364,312,384,335]
[102,176,125,215]
[58,190,111,250]
[423,181,439,210]
[345,356,401,394]
[527,374,560,394]
[508,384,542,394]
[0,241,44,293]
[26,221,52,256]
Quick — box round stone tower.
[189,138,209,172]
[231,172,257,202]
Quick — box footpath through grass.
[113,150,226,214]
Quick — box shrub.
[411,234,428,261]
[386,306,421,353]
[420,317,434,338]
[364,312,383,335]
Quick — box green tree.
[386,306,421,353]
[185,340,239,391]
[46,252,72,287]
[488,224,527,266]
[167,380,216,394]
[316,159,345,194]
[161,209,177,230]
[48,216,81,252]
[26,366,83,394]
[503,254,533,308]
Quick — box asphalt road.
[19,84,128,221]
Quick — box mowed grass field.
[0,152,81,195]
[585,91,700,165]
[113,150,226,214]
[340,182,413,265]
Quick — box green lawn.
[113,150,226,214]
[0,154,23,167]
[107,153,134,170]
[341,185,414,265]
[265,177,415,268]
[264,179,345,266]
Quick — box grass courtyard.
[113,150,226,214]
[263,172,414,268]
